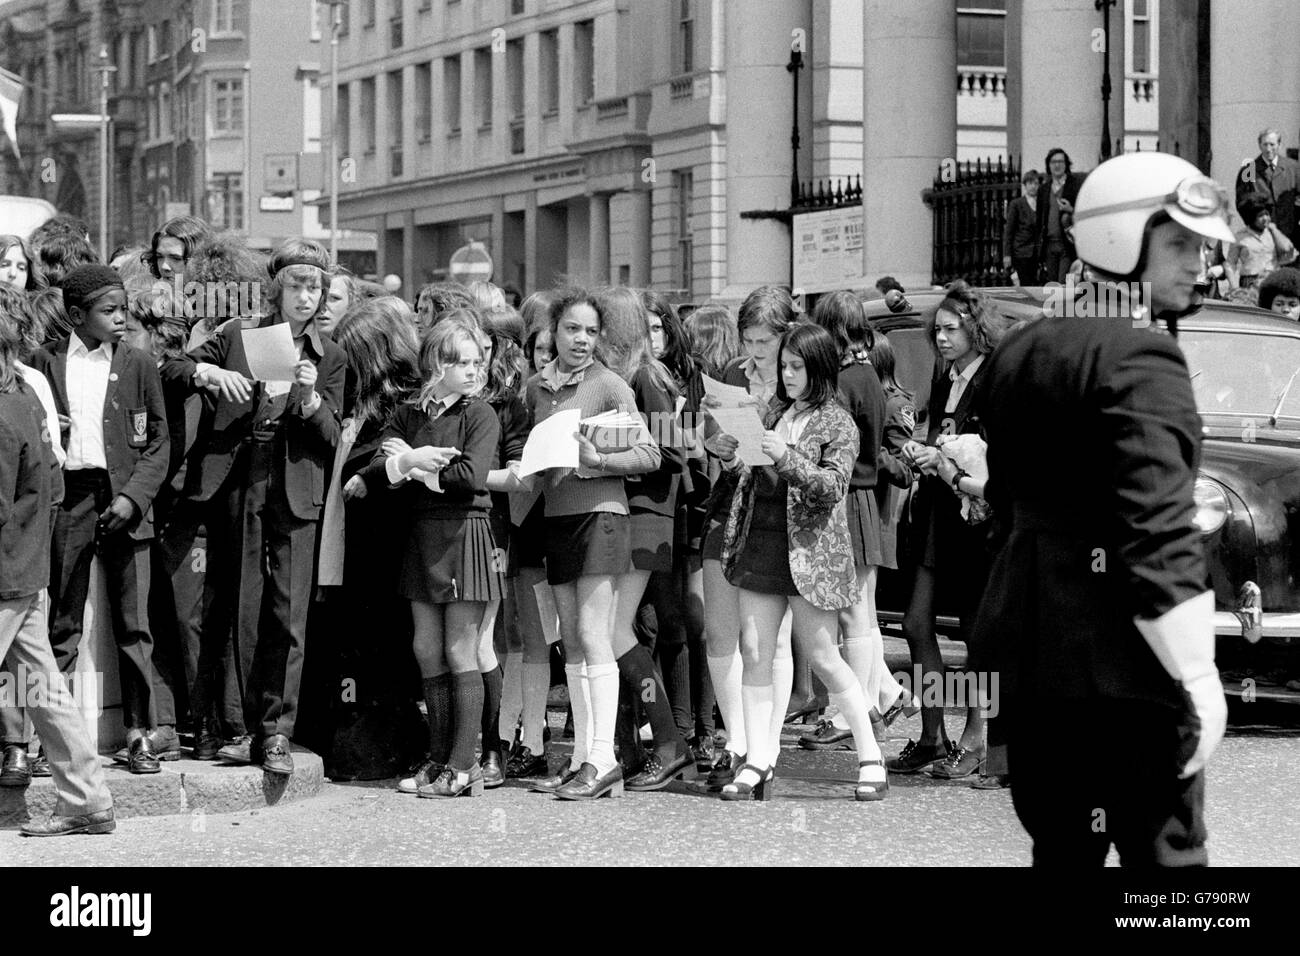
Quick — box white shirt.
[945,354,984,414]
[65,332,113,471]
[16,362,66,467]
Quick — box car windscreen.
[1180,328,1300,420]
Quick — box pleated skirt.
[399,515,505,604]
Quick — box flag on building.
[0,66,23,159]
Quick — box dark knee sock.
[480,665,503,755]
[423,675,453,764]
[615,691,644,767]
[617,644,681,757]
[450,671,484,771]
[689,633,716,738]
[655,642,694,740]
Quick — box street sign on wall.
[792,206,865,294]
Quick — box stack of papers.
[580,409,650,453]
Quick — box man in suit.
[163,240,344,776]
[972,152,1232,866]
[1235,128,1300,248]
[30,265,170,774]
[1035,148,1088,284]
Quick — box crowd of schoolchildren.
[1,212,1023,834]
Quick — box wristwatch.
[949,464,969,491]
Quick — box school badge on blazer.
[130,408,148,446]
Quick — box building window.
[511,0,525,14]
[574,19,594,105]
[388,69,404,174]
[540,29,559,116]
[390,0,403,48]
[304,76,322,152]
[213,0,248,35]
[363,0,376,28]
[674,170,694,297]
[160,20,171,58]
[415,62,432,141]
[338,1,349,36]
[675,0,694,75]
[474,47,492,130]
[147,24,157,63]
[338,83,351,155]
[213,78,244,134]
[310,0,324,41]
[159,81,171,137]
[956,1,1005,68]
[507,39,524,120]
[361,76,376,151]
[189,82,199,139]
[208,173,243,230]
[1131,0,1152,73]
[147,84,158,139]
[444,55,461,134]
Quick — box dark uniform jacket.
[1235,154,1299,246]
[970,307,1207,708]
[163,315,345,522]
[32,337,170,540]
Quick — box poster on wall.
[792,206,865,294]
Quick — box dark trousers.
[193,441,317,741]
[1041,241,1070,284]
[1008,695,1208,867]
[49,469,160,731]
[1011,256,1039,285]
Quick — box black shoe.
[879,688,921,727]
[262,735,293,776]
[705,750,745,791]
[930,745,982,780]
[192,721,224,761]
[626,750,695,792]
[29,747,51,777]
[480,749,505,789]
[886,739,954,775]
[398,755,443,794]
[687,734,715,772]
[554,762,624,800]
[798,718,854,751]
[126,736,161,775]
[0,744,31,788]
[417,763,485,798]
[784,695,825,724]
[719,764,775,802]
[529,763,578,793]
[217,735,256,765]
[113,726,182,764]
[20,807,116,837]
[505,746,549,779]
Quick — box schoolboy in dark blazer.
[161,240,344,775]
[30,265,169,774]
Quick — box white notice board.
[792,206,865,294]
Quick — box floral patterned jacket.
[721,399,860,611]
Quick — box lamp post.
[326,1,347,265]
[1096,0,1116,162]
[92,47,117,261]
[787,45,803,207]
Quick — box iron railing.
[925,156,1021,287]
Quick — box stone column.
[1209,0,1300,192]
[627,187,651,287]
[718,0,811,299]
[1007,0,1123,174]
[523,190,538,294]
[862,0,955,291]
[1158,0,1207,170]
[588,192,610,285]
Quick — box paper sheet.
[705,405,770,466]
[241,323,300,383]
[702,374,756,407]
[533,580,562,646]
[518,408,581,477]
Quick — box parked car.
[864,287,1300,702]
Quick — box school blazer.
[162,315,345,521]
[721,399,860,611]
[32,338,170,540]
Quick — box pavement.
[4,709,1296,867]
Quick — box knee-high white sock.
[564,663,592,771]
[769,656,794,765]
[833,637,873,731]
[585,662,620,775]
[498,652,524,744]
[828,679,881,762]
[740,682,775,769]
[707,650,746,756]
[870,627,905,712]
[520,661,551,755]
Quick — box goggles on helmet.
[1072,175,1229,224]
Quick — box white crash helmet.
[1071,152,1235,276]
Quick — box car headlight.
[1193,477,1229,534]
